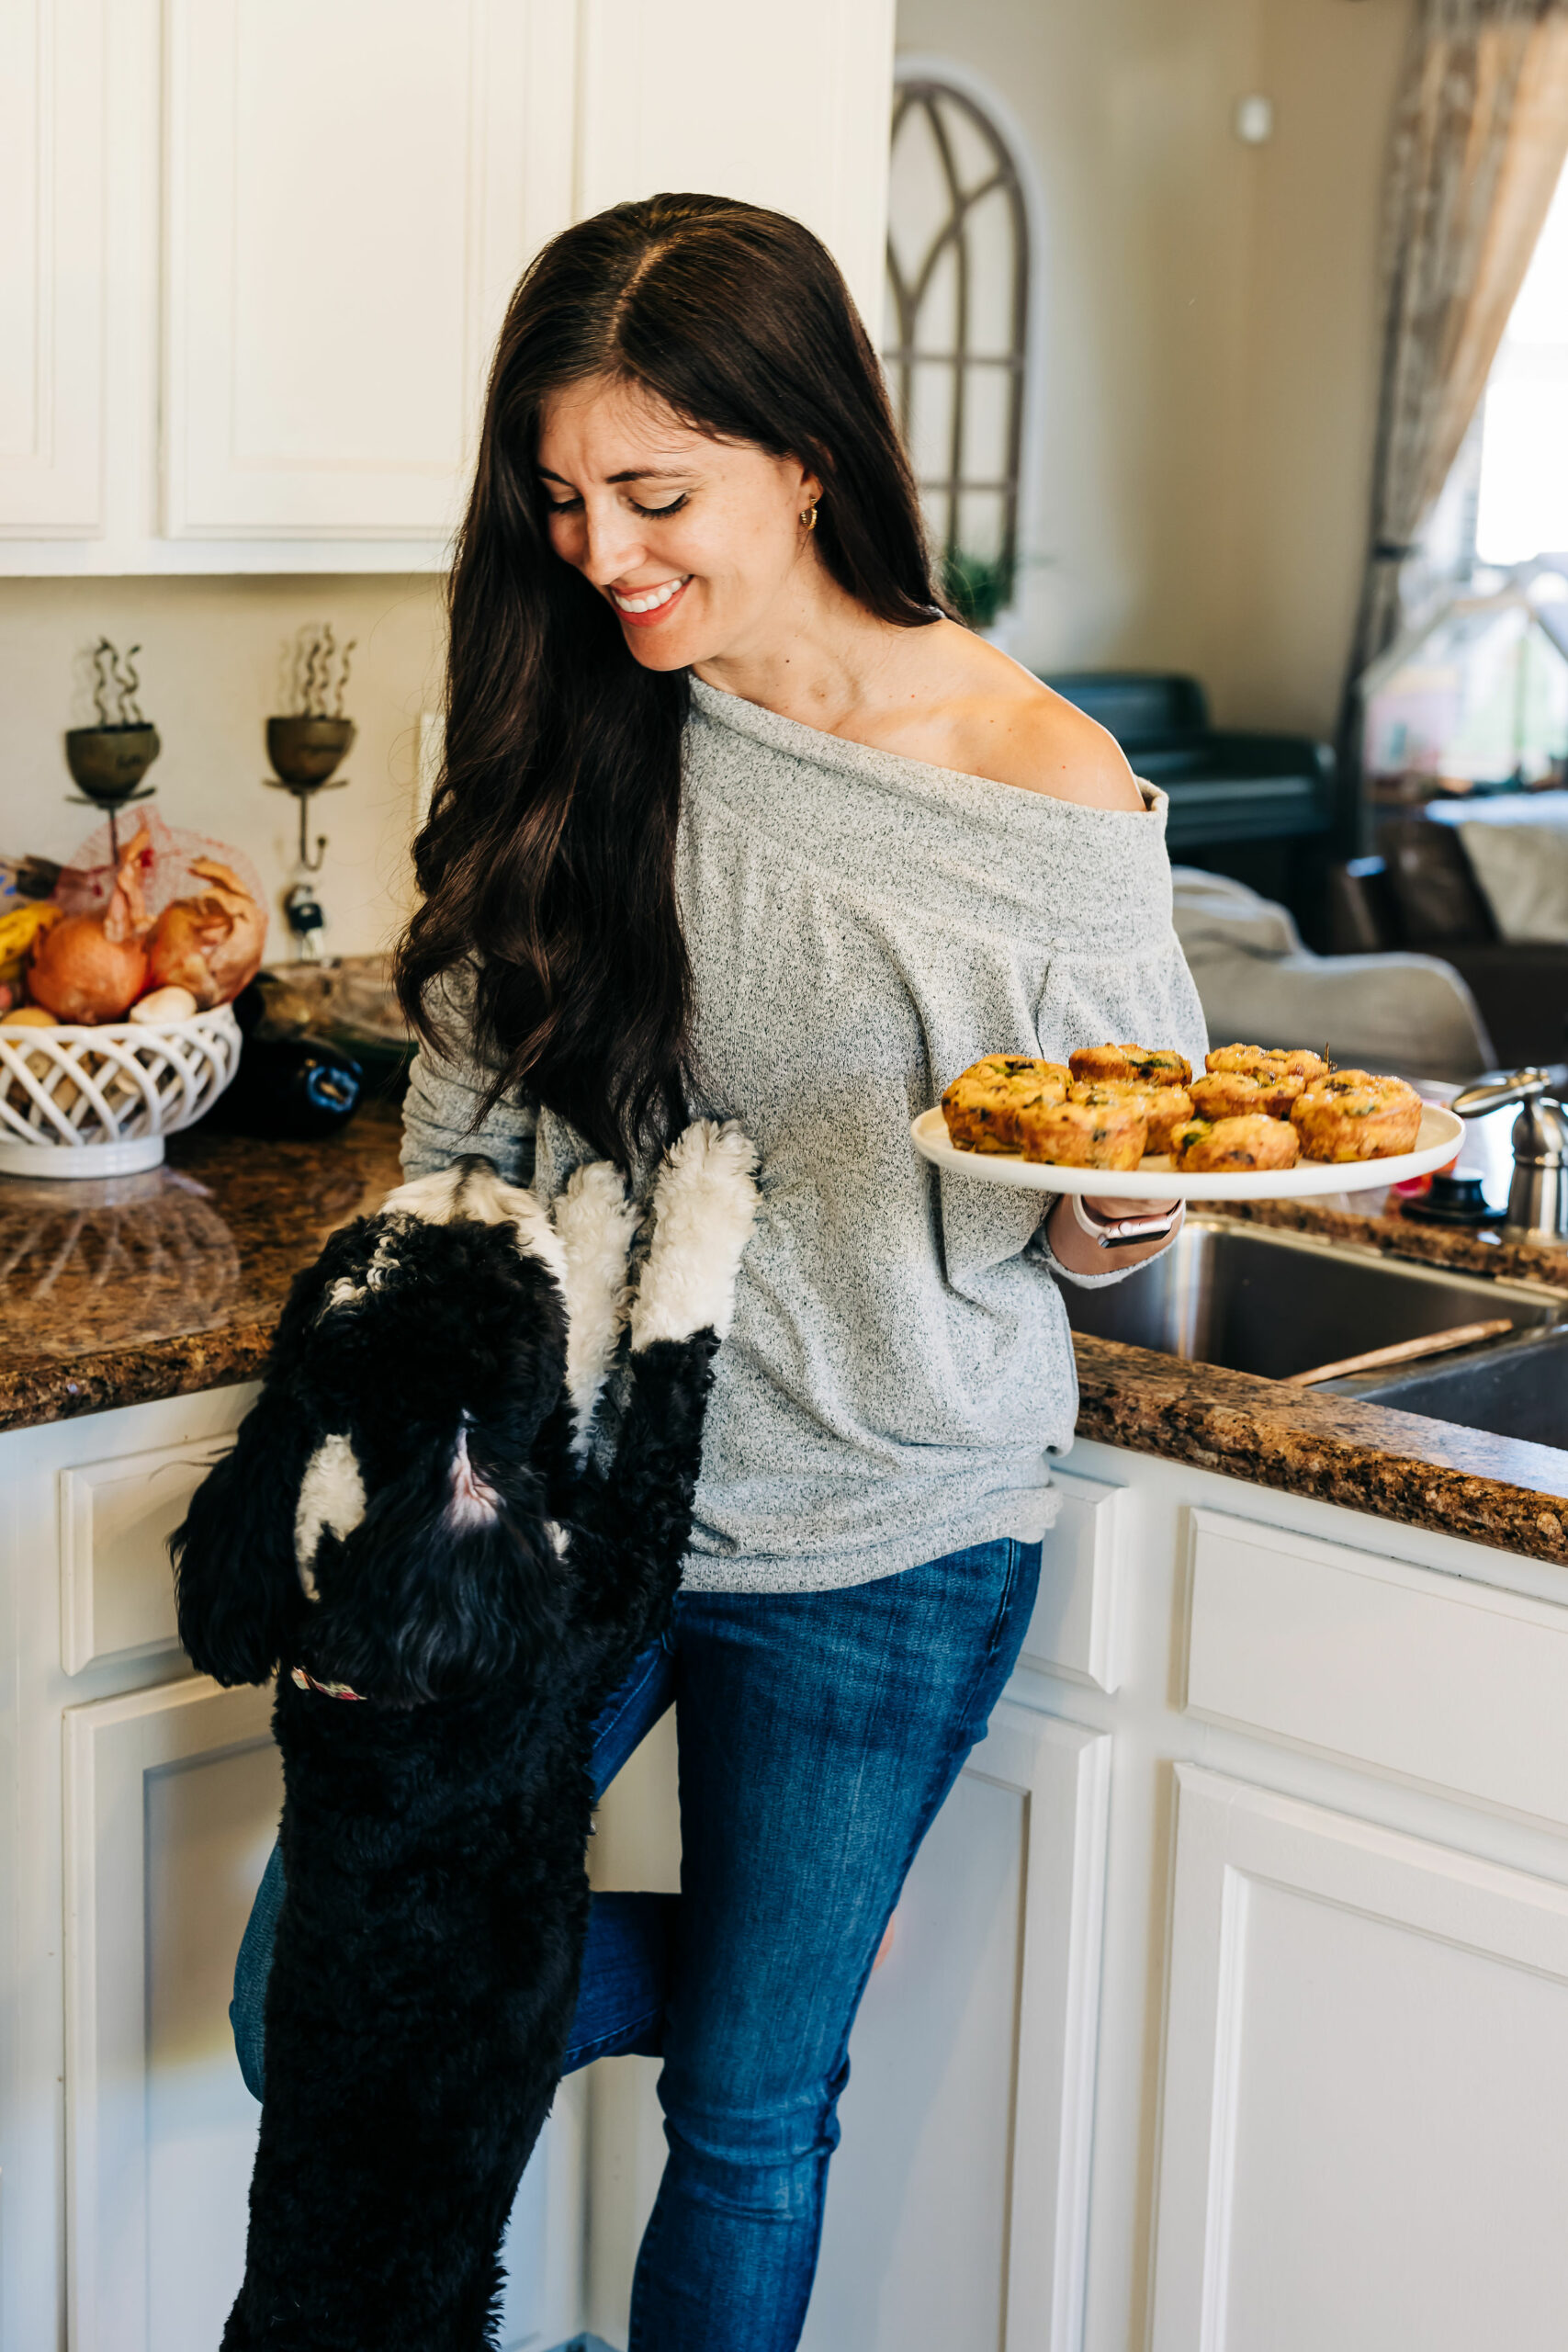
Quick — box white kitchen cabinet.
[162,0,577,542]
[0,1387,587,2352]
[17,1383,1568,2349]
[1055,1442,1568,2352]
[802,1703,1111,2352]
[581,1696,1112,2352]
[1185,1505,1568,1827]
[62,1674,280,2352]
[59,1426,235,1673]
[578,1447,1568,2352]
[1020,1462,1130,1694]
[0,0,107,535]
[1150,1767,1568,2352]
[0,0,896,571]
[2,1396,293,2352]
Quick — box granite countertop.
[1225,1193,1568,1294]
[4,1115,1567,1566]
[1073,1333,1568,1564]
[0,1111,405,1430]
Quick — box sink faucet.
[1450,1068,1568,1246]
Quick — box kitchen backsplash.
[0,573,446,963]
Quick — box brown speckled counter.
[1070,1174,1568,1565]
[0,1111,404,1431]
[1072,1332,1568,1565]
[5,1118,1568,1569]
[1226,1193,1568,1294]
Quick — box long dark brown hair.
[395,193,942,1166]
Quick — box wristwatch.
[1070,1193,1185,1250]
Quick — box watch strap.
[1070,1193,1184,1250]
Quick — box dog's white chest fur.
[294,1434,367,1598]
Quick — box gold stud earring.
[800,499,819,532]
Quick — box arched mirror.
[885,76,1030,624]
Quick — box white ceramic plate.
[909,1102,1465,1203]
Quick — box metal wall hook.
[262,775,349,873]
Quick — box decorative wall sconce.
[63,640,161,859]
[263,625,356,959]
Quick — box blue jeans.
[231,1536,1042,2351]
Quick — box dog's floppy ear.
[170,1388,315,1686]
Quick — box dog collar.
[290,1666,367,1702]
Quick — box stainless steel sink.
[1065,1217,1568,1444]
[1325,1325,1568,1450]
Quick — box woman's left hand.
[1043,1191,1182,1277]
[1081,1194,1179,1221]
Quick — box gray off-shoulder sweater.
[401,675,1207,1593]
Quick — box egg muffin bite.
[1137,1085,1194,1153]
[1190,1067,1306,1122]
[1169,1114,1301,1172]
[1204,1042,1329,1086]
[941,1055,1071,1153]
[1291,1070,1422,1162]
[1019,1081,1148,1170]
[1068,1043,1192,1090]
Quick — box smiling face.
[536,374,822,673]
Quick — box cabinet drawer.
[1186,1509,1568,1827]
[1020,1466,1127,1693]
[59,1433,231,1674]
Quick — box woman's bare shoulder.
[879,625,1145,809]
[948,682,1144,808]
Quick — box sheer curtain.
[1345,0,1568,717]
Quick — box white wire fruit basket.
[0,1003,243,1178]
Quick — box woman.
[232,193,1203,2348]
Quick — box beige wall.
[0,574,446,963]
[897,0,1412,734]
[0,0,1413,921]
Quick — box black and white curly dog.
[172,1120,758,2351]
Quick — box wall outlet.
[1235,94,1275,144]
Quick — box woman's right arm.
[399,961,538,1186]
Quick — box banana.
[0,899,62,988]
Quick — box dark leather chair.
[1329,817,1568,1068]
[1040,672,1337,854]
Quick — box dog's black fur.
[172,1145,744,2350]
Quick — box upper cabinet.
[0,0,895,572]
[162,0,576,542]
[0,0,107,537]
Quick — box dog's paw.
[629,1120,760,1351]
[554,1161,640,1446]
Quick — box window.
[884,77,1029,624]
[1475,159,1568,566]
[1382,160,1568,803]
[1425,158,1568,584]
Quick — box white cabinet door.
[61,1671,590,2352]
[7,0,895,563]
[1021,1465,1129,1694]
[0,0,106,533]
[576,0,896,330]
[63,1677,282,2352]
[583,1700,1111,2352]
[1151,1766,1568,2352]
[163,0,576,539]
[803,1703,1111,2352]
